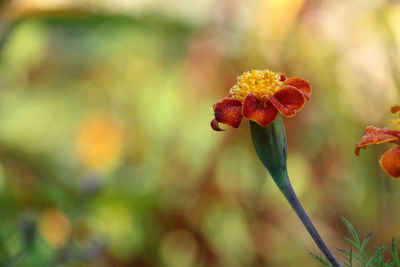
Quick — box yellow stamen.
[229,70,284,101]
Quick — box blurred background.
[0,0,400,266]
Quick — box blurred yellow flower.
[76,115,124,172]
[39,208,71,248]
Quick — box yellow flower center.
[229,70,284,101]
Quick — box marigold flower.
[355,106,400,178]
[210,70,311,131]
[210,71,340,266]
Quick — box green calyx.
[249,115,290,190]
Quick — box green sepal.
[249,115,290,190]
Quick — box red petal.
[269,86,305,117]
[380,146,400,178]
[212,98,243,130]
[355,126,400,156]
[242,94,278,127]
[391,105,400,114]
[284,77,311,100]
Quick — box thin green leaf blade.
[340,216,361,247]
[361,233,372,250]
[392,238,400,267]
[366,245,387,267]
[309,252,333,267]
[344,237,360,250]
[338,248,363,263]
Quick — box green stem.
[280,174,340,267]
[250,117,340,267]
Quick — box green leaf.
[344,237,360,250]
[348,248,353,267]
[340,248,353,267]
[338,248,363,263]
[361,233,372,250]
[366,245,387,267]
[309,252,333,267]
[340,216,361,247]
[359,233,372,264]
[392,238,400,267]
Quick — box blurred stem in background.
[250,116,341,267]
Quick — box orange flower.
[210,70,311,130]
[355,105,400,178]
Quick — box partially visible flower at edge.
[355,105,400,178]
[210,70,311,131]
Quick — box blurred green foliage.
[1,0,400,266]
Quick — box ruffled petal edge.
[242,94,279,127]
[284,77,311,100]
[269,85,305,117]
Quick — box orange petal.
[354,126,400,156]
[391,105,400,114]
[212,98,243,130]
[380,146,400,178]
[269,86,305,117]
[242,94,278,127]
[284,77,311,100]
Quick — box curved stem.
[280,181,341,267]
[249,118,341,266]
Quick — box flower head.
[211,70,311,131]
[355,105,400,178]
